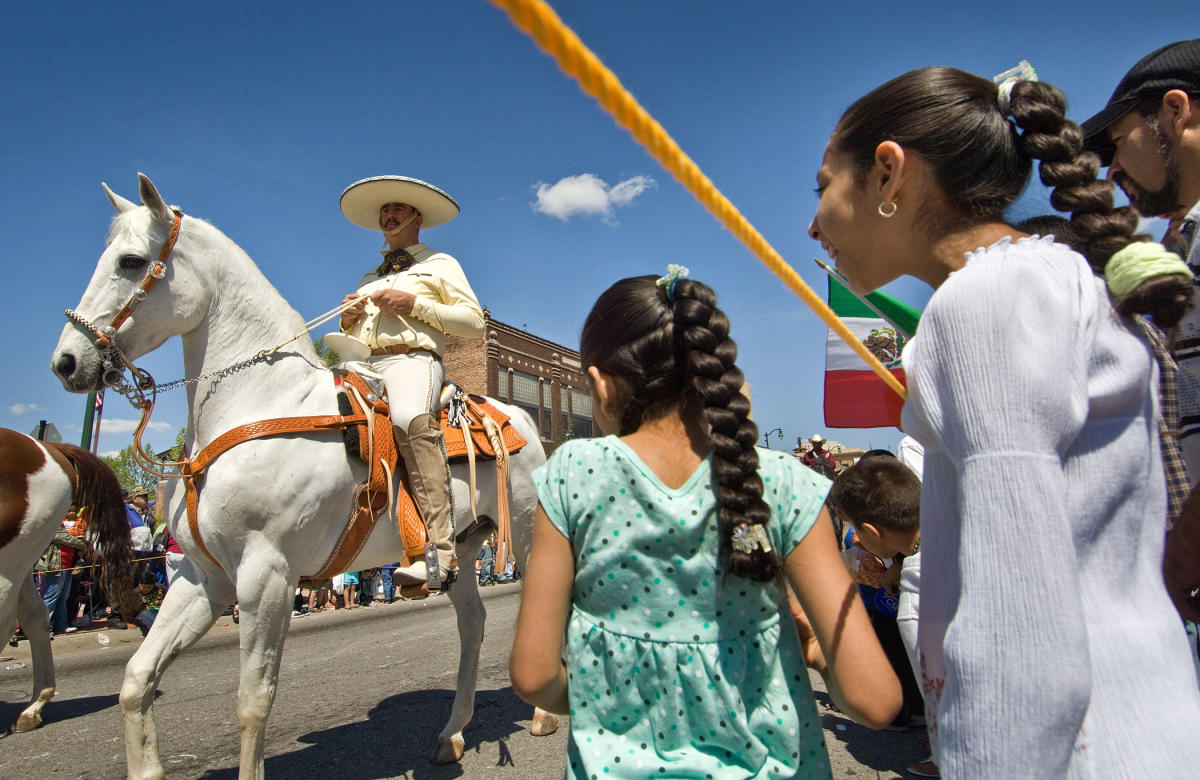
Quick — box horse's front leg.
[233,557,296,780]
[121,559,233,780]
[433,568,485,764]
[531,707,559,736]
[12,576,54,732]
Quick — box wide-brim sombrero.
[339,175,460,230]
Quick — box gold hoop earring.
[878,201,898,218]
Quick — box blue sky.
[0,1,1183,457]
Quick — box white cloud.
[100,418,172,434]
[8,403,45,415]
[533,173,655,223]
[608,176,654,207]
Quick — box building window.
[511,370,542,435]
[496,366,509,401]
[569,387,593,439]
[539,381,555,437]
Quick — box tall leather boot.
[394,413,457,590]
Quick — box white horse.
[0,429,134,732]
[51,174,555,779]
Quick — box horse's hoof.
[530,709,559,736]
[431,733,465,764]
[12,712,42,733]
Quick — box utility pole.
[80,391,97,448]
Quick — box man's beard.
[1118,117,1183,218]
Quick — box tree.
[313,336,341,369]
[101,441,158,496]
[102,426,187,495]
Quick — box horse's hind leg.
[12,576,54,732]
[433,559,485,764]
[233,558,296,780]
[121,560,233,780]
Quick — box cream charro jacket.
[343,242,484,356]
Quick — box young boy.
[830,452,936,777]
[130,568,166,637]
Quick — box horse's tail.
[53,443,138,616]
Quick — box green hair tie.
[1104,242,1193,299]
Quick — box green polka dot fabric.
[533,437,833,779]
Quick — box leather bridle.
[64,208,183,393]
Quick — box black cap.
[1081,39,1200,165]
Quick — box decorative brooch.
[731,522,772,555]
[655,263,690,302]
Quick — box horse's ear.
[103,182,137,214]
[137,173,173,224]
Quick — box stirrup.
[397,567,457,598]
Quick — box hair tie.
[1104,241,1194,299]
[731,522,772,555]
[992,60,1038,117]
[656,263,690,302]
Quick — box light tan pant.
[372,352,455,572]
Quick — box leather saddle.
[313,370,527,585]
[179,370,527,592]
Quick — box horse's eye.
[119,254,148,270]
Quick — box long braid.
[579,275,779,581]
[671,280,778,581]
[1010,80,1193,325]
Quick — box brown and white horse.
[0,428,134,731]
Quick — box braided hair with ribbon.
[580,270,779,581]
[830,66,1192,327]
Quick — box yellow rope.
[487,0,907,401]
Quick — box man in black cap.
[1082,39,1200,675]
[1083,42,1200,472]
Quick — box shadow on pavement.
[198,686,543,779]
[813,689,924,778]
[0,692,121,737]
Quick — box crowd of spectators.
[286,534,520,618]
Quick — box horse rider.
[337,176,484,590]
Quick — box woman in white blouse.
[809,67,1200,778]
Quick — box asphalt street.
[0,584,926,779]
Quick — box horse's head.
[52,174,212,392]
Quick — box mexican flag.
[824,278,921,429]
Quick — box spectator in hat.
[1081,39,1200,674]
[1082,40,1200,476]
[802,433,837,472]
[124,488,154,552]
[336,176,484,592]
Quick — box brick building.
[444,310,592,455]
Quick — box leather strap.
[180,413,367,571]
[468,396,514,569]
[177,378,520,579]
[98,211,182,347]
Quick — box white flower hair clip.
[992,60,1038,117]
[731,522,772,555]
[656,263,690,302]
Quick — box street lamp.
[762,427,783,448]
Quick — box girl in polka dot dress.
[510,270,901,778]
